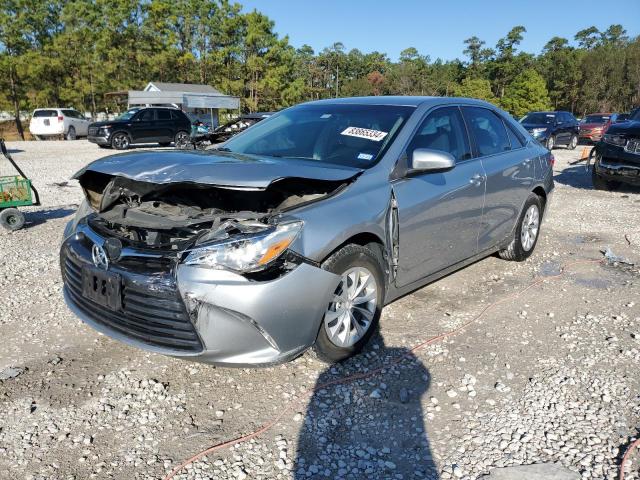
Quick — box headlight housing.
[531,128,547,136]
[602,134,627,147]
[183,221,303,273]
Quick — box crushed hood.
[74,150,362,190]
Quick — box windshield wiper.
[215,147,232,152]
[268,154,316,160]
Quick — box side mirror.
[410,148,456,173]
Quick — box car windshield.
[582,114,610,124]
[630,108,640,121]
[116,109,139,120]
[520,113,556,124]
[222,104,415,168]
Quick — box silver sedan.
[61,96,554,366]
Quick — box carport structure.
[127,82,240,127]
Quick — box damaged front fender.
[176,262,340,365]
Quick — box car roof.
[300,96,498,108]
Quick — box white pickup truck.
[29,108,90,140]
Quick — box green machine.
[0,139,40,231]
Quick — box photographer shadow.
[294,337,439,479]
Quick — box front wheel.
[546,135,555,150]
[592,169,618,191]
[498,194,543,262]
[568,134,578,150]
[0,208,26,231]
[313,244,385,363]
[111,132,130,150]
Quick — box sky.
[240,0,640,61]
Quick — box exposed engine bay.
[77,170,349,250]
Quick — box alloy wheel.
[323,266,377,348]
[520,205,540,252]
[113,134,129,149]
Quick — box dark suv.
[520,111,579,150]
[87,107,192,150]
[591,107,640,190]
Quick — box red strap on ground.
[163,258,606,480]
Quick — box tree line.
[1,0,639,139]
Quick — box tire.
[498,194,543,262]
[313,244,385,363]
[111,132,130,150]
[568,134,578,150]
[592,169,617,191]
[65,126,77,141]
[159,142,171,147]
[0,208,26,231]
[546,135,555,150]
[174,131,191,149]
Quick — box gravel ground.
[0,140,639,480]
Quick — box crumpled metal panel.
[74,150,362,190]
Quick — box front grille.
[63,249,203,352]
[88,127,98,136]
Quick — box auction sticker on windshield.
[341,126,388,142]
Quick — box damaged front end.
[61,153,356,365]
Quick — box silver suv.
[61,97,554,366]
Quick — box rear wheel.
[568,134,578,150]
[498,194,543,262]
[174,131,191,149]
[313,244,385,363]
[65,126,77,141]
[0,208,26,231]
[111,132,130,150]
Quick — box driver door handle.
[469,173,485,186]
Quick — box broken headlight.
[183,221,303,272]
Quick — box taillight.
[548,154,555,167]
[57,115,64,122]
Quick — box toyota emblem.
[91,244,109,270]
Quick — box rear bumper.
[60,223,340,366]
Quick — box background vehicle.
[186,112,274,150]
[87,107,191,150]
[520,111,579,150]
[578,113,618,143]
[28,108,90,140]
[61,97,553,366]
[614,113,631,123]
[591,107,640,190]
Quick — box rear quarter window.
[171,110,189,122]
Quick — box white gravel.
[0,140,639,479]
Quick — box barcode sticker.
[341,127,388,142]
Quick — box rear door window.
[462,107,511,156]
[33,110,58,118]
[157,109,171,121]
[407,106,471,162]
